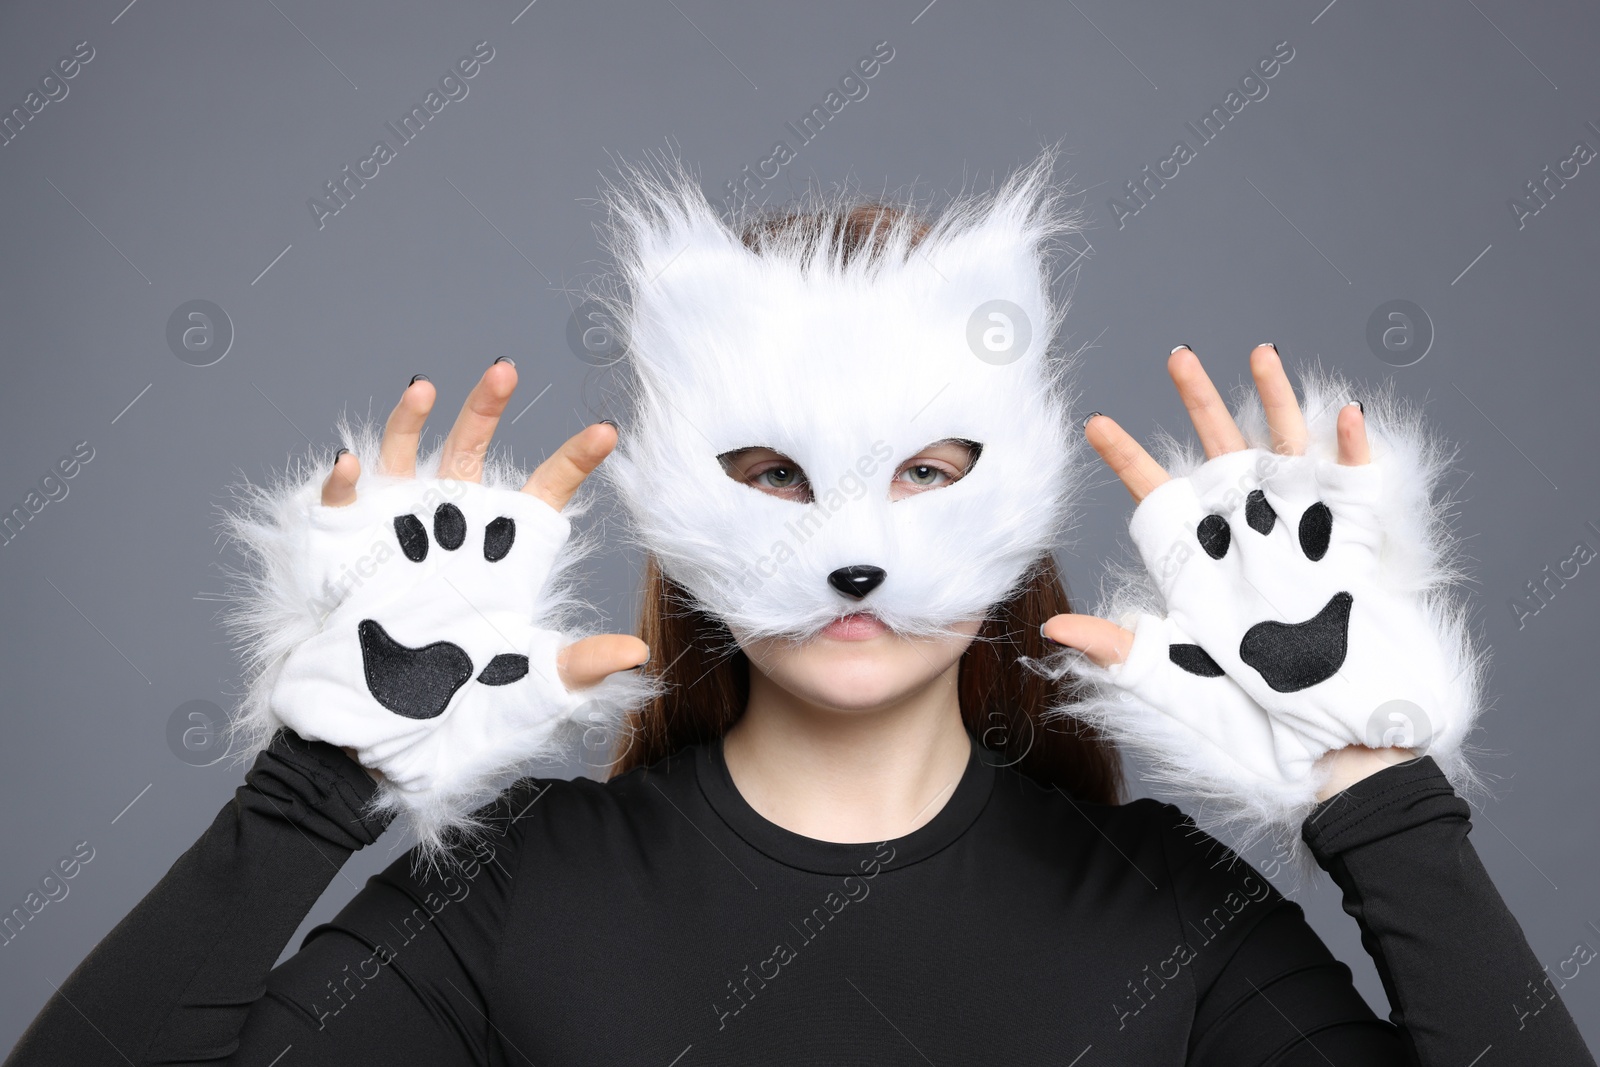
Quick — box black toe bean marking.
[1169,643,1226,678]
[484,516,516,562]
[358,619,472,719]
[394,515,428,562]
[434,503,466,551]
[1238,591,1352,692]
[1197,514,1231,560]
[1245,490,1277,535]
[477,653,530,686]
[1299,502,1333,561]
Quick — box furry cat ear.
[597,156,743,298]
[591,157,751,381]
[910,150,1079,369]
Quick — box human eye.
[753,462,808,493]
[890,439,981,500]
[895,463,954,489]
[717,447,813,503]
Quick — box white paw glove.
[222,430,649,855]
[1069,389,1480,834]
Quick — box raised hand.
[321,362,647,687]
[229,361,649,855]
[1044,346,1479,828]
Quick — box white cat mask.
[599,154,1085,641]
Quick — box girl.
[7,157,1590,1065]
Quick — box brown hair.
[606,201,1124,805]
[739,202,931,262]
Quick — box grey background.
[2,0,1597,1054]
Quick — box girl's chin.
[771,645,941,712]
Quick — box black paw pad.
[395,514,428,562]
[1299,502,1332,561]
[1245,490,1276,535]
[434,503,467,551]
[1197,514,1231,559]
[477,653,529,686]
[484,517,516,562]
[1238,591,1352,693]
[358,619,473,719]
[1169,643,1226,678]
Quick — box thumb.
[557,634,650,690]
[1041,613,1134,669]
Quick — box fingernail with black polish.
[1258,343,1278,353]
[1355,400,1364,414]
[1083,412,1103,428]
[333,447,350,470]
[600,419,619,430]
[494,356,516,367]
[1171,344,1195,355]
[408,373,430,386]
[1040,622,1065,647]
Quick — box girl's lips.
[820,612,887,641]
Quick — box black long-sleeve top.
[6,729,1592,1065]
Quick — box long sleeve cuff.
[1300,754,1596,1064]
[248,728,395,850]
[1301,754,1465,860]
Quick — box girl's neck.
[721,659,971,844]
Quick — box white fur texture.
[596,150,1087,641]
[1045,370,1486,854]
[217,416,655,863]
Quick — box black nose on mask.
[828,565,886,600]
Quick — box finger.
[1041,613,1135,668]
[557,633,650,689]
[437,359,519,483]
[1249,345,1307,455]
[1337,403,1370,465]
[1168,346,1249,457]
[322,449,360,507]
[378,374,436,477]
[523,422,618,511]
[1085,414,1170,503]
